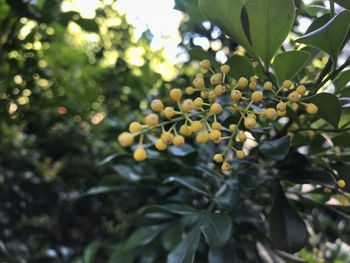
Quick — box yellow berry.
[151,99,164,112]
[129,122,142,133]
[251,91,263,103]
[220,64,230,74]
[288,91,300,102]
[214,84,226,96]
[210,102,222,114]
[210,73,222,85]
[209,130,221,141]
[164,107,176,119]
[276,101,286,112]
[324,188,332,194]
[236,150,245,159]
[340,197,349,206]
[244,117,257,129]
[338,179,346,189]
[238,77,249,88]
[249,82,257,90]
[291,103,299,111]
[282,80,293,89]
[200,91,207,99]
[193,77,205,89]
[250,76,258,83]
[208,91,217,101]
[173,135,185,147]
[182,99,195,112]
[133,147,147,161]
[170,88,183,101]
[196,73,204,78]
[278,110,287,117]
[263,108,277,120]
[200,59,211,70]
[155,139,167,151]
[196,131,209,144]
[161,131,174,144]
[231,90,242,101]
[191,121,203,133]
[186,86,195,95]
[306,103,318,114]
[296,85,306,95]
[213,153,223,163]
[229,124,237,132]
[118,132,134,147]
[211,122,221,130]
[221,162,230,172]
[307,130,316,139]
[236,131,247,142]
[144,114,159,127]
[194,97,203,109]
[180,124,192,136]
[263,81,273,91]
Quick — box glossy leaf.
[269,184,308,253]
[259,136,290,160]
[334,69,350,92]
[162,223,184,251]
[166,176,210,196]
[297,11,350,64]
[271,51,310,83]
[214,184,240,212]
[208,240,237,263]
[123,225,164,251]
[83,241,100,263]
[304,93,342,128]
[200,213,232,247]
[334,0,350,10]
[285,169,338,190]
[226,55,255,80]
[140,204,199,216]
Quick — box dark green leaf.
[83,241,100,263]
[269,183,308,253]
[334,0,350,10]
[108,246,133,263]
[214,184,240,212]
[226,55,255,80]
[166,176,210,196]
[259,136,290,160]
[285,169,338,190]
[333,132,350,148]
[140,204,199,216]
[168,144,196,157]
[333,163,350,192]
[85,186,122,195]
[162,223,184,251]
[123,225,164,251]
[334,69,350,92]
[76,18,99,32]
[208,240,237,263]
[200,213,232,247]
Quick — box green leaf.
[226,55,255,80]
[200,213,232,247]
[304,93,342,128]
[167,227,201,263]
[168,144,196,157]
[166,176,210,196]
[208,240,237,263]
[334,0,350,10]
[85,186,122,195]
[140,204,199,216]
[269,184,308,253]
[162,223,184,251]
[333,132,350,148]
[76,18,99,32]
[214,184,240,212]
[108,247,133,263]
[83,241,100,263]
[123,225,164,251]
[259,136,290,160]
[271,51,311,83]
[334,69,350,92]
[296,11,350,64]
[285,169,338,190]
[199,0,295,67]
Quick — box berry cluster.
[118,59,319,172]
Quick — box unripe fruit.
[196,73,204,78]
[288,91,300,102]
[324,188,332,194]
[182,99,194,112]
[144,114,159,126]
[210,73,222,85]
[129,122,142,133]
[210,102,222,114]
[220,64,230,74]
[164,107,175,119]
[194,97,203,109]
[155,139,167,150]
[196,131,209,143]
[238,77,249,88]
[209,130,221,141]
[244,117,257,129]
[173,135,185,147]
[161,132,174,144]
[200,91,207,99]
[191,121,203,133]
[193,77,205,89]
[282,80,293,89]
[263,108,277,120]
[186,86,195,95]
[306,103,318,114]
[214,84,225,96]
[249,82,257,90]
[151,99,164,112]
[307,130,316,139]
[231,90,242,101]
[213,153,223,163]
[236,150,245,159]
[291,103,299,111]
[134,147,147,161]
[251,91,263,103]
[118,132,134,147]
[212,122,221,130]
[221,162,230,172]
[296,85,306,95]
[247,113,256,120]
[338,179,346,188]
[229,124,237,132]
[250,76,258,83]
[208,91,217,101]
[277,110,286,117]
[263,81,273,91]
[340,197,349,206]
[170,88,182,101]
[236,131,247,142]
[276,101,286,112]
[180,124,192,136]
[200,59,211,70]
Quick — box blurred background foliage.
[0,0,350,262]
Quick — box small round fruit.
[213,153,223,163]
[288,91,300,102]
[164,107,176,119]
[194,97,203,109]
[133,147,147,161]
[214,84,225,96]
[210,102,222,114]
[276,101,287,112]
[278,110,286,117]
[263,108,277,120]
[236,131,247,142]
[200,91,207,99]
[161,131,174,144]
[244,117,257,129]
[229,124,237,132]
[236,150,245,159]
[210,73,222,85]
[338,179,346,189]
[307,130,316,139]
[263,81,273,91]
[170,88,183,101]
[191,121,203,133]
[221,162,230,172]
[291,103,299,111]
[118,132,134,147]
[144,114,159,126]
[249,82,257,90]
[340,197,349,206]
[209,130,221,141]
[231,90,242,101]
[238,77,249,88]
[324,188,332,194]
[306,103,318,114]
[220,64,230,74]
[212,122,221,130]
[173,135,185,147]
[180,124,192,136]
[282,80,293,89]
[196,131,209,144]
[193,77,205,89]
[251,91,263,103]
[200,59,211,70]
[151,99,164,112]
[296,85,306,95]
[186,86,195,95]
[208,91,217,101]
[129,122,142,133]
[182,99,194,112]
[155,139,167,151]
